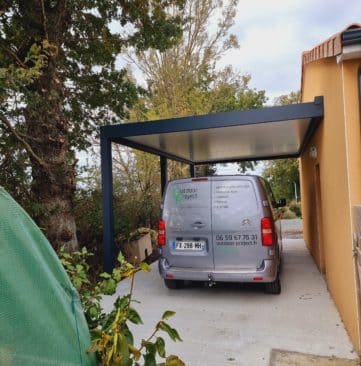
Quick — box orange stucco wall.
[301,58,361,351]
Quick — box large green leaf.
[155,337,166,358]
[157,321,182,342]
[143,353,156,366]
[161,311,176,320]
[128,307,143,325]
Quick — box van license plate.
[173,241,205,251]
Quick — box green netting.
[0,187,97,366]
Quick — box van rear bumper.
[158,258,278,283]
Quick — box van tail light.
[158,220,166,246]
[261,217,273,246]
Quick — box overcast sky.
[222,0,361,103]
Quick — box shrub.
[59,247,184,366]
[289,201,302,218]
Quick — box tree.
[0,0,184,250]
[206,69,266,174]
[130,0,239,118]
[71,0,268,252]
[263,159,299,201]
[273,90,300,106]
[128,0,266,176]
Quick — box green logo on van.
[173,188,184,203]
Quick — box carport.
[100,96,324,272]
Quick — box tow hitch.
[208,273,215,287]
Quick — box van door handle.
[192,222,206,229]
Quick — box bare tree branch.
[1,45,27,68]
[40,0,49,40]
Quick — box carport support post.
[100,135,115,273]
[160,156,168,196]
[189,164,195,177]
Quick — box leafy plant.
[59,248,184,365]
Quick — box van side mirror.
[277,198,287,208]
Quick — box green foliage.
[0,0,185,249]
[74,166,159,267]
[207,71,267,114]
[0,39,55,211]
[195,164,217,177]
[0,134,32,209]
[289,201,302,218]
[59,246,105,327]
[131,0,241,120]
[0,39,55,91]
[273,91,301,106]
[263,159,300,202]
[0,0,185,143]
[74,187,104,258]
[59,248,184,365]
[112,149,162,236]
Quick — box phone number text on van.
[215,234,258,246]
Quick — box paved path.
[281,219,303,239]
[102,239,357,366]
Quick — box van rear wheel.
[164,279,184,289]
[265,277,281,294]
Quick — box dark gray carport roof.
[100,96,324,271]
[101,96,324,165]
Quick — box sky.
[221,0,361,102]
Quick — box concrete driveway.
[102,239,357,366]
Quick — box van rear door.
[162,179,213,269]
[211,177,264,271]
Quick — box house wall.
[300,57,361,351]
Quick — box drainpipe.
[189,164,195,178]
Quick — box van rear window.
[212,180,258,215]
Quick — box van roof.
[166,175,262,184]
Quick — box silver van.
[158,175,285,294]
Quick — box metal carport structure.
[100,96,324,272]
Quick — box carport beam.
[101,136,115,273]
[190,164,195,177]
[160,156,168,196]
